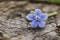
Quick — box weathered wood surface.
[0,1,60,40]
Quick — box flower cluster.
[26,9,48,28]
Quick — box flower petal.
[38,20,46,28]
[26,14,35,21]
[31,20,38,28]
[35,9,41,15]
[40,14,48,20]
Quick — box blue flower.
[26,9,48,28]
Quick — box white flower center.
[35,16,40,20]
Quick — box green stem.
[48,12,58,17]
[30,11,58,17]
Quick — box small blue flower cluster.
[26,9,48,28]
